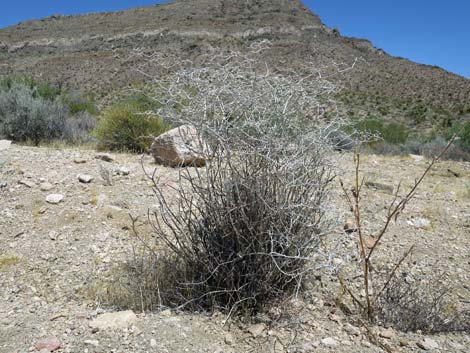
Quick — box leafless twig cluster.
[131,42,345,314]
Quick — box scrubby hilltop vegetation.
[1,2,469,353]
[1,0,469,122]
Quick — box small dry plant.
[338,136,469,336]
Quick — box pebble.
[417,337,439,350]
[247,323,266,338]
[89,310,138,330]
[410,217,431,229]
[150,338,157,347]
[73,158,87,164]
[379,327,395,339]
[46,194,64,204]
[35,336,61,352]
[344,323,361,336]
[95,153,114,162]
[84,339,99,347]
[0,139,11,151]
[18,179,35,188]
[77,174,93,183]
[321,337,338,346]
[40,182,54,191]
[115,166,130,176]
[224,333,236,345]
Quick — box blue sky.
[0,1,468,78]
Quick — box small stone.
[73,158,87,164]
[247,323,266,338]
[159,309,172,318]
[409,154,424,162]
[343,219,357,233]
[19,179,35,188]
[321,337,338,346]
[89,310,137,330]
[78,174,93,183]
[95,153,114,162]
[0,181,8,188]
[224,333,236,345]
[40,182,54,191]
[35,336,61,352]
[379,327,395,339]
[411,217,431,229]
[115,167,130,176]
[344,323,361,336]
[399,339,409,347]
[150,338,157,347]
[329,313,342,323]
[46,194,64,204]
[84,339,99,347]
[417,337,439,351]
[365,235,378,249]
[0,140,12,151]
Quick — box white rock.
[84,340,99,347]
[412,217,431,229]
[40,182,54,191]
[18,179,35,188]
[46,194,64,204]
[247,323,266,338]
[73,158,87,164]
[150,125,208,167]
[321,337,338,346]
[150,339,157,347]
[115,167,130,176]
[77,174,93,183]
[0,140,11,151]
[89,310,137,330]
[417,337,439,351]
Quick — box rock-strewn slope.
[1,143,469,352]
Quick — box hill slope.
[1,0,469,124]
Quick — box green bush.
[0,83,95,145]
[94,100,170,152]
[355,118,409,145]
[445,121,470,150]
[61,92,99,116]
[0,77,61,101]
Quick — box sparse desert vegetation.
[1,1,470,353]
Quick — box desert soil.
[1,143,469,352]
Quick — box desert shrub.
[0,81,96,145]
[445,121,470,150]
[421,137,470,161]
[0,76,61,100]
[124,43,340,314]
[63,111,97,144]
[93,100,170,152]
[375,272,469,333]
[355,118,408,145]
[61,91,99,116]
[0,84,69,145]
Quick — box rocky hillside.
[1,0,469,123]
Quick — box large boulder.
[150,125,208,167]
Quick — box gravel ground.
[1,144,469,352]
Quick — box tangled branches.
[133,43,343,314]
